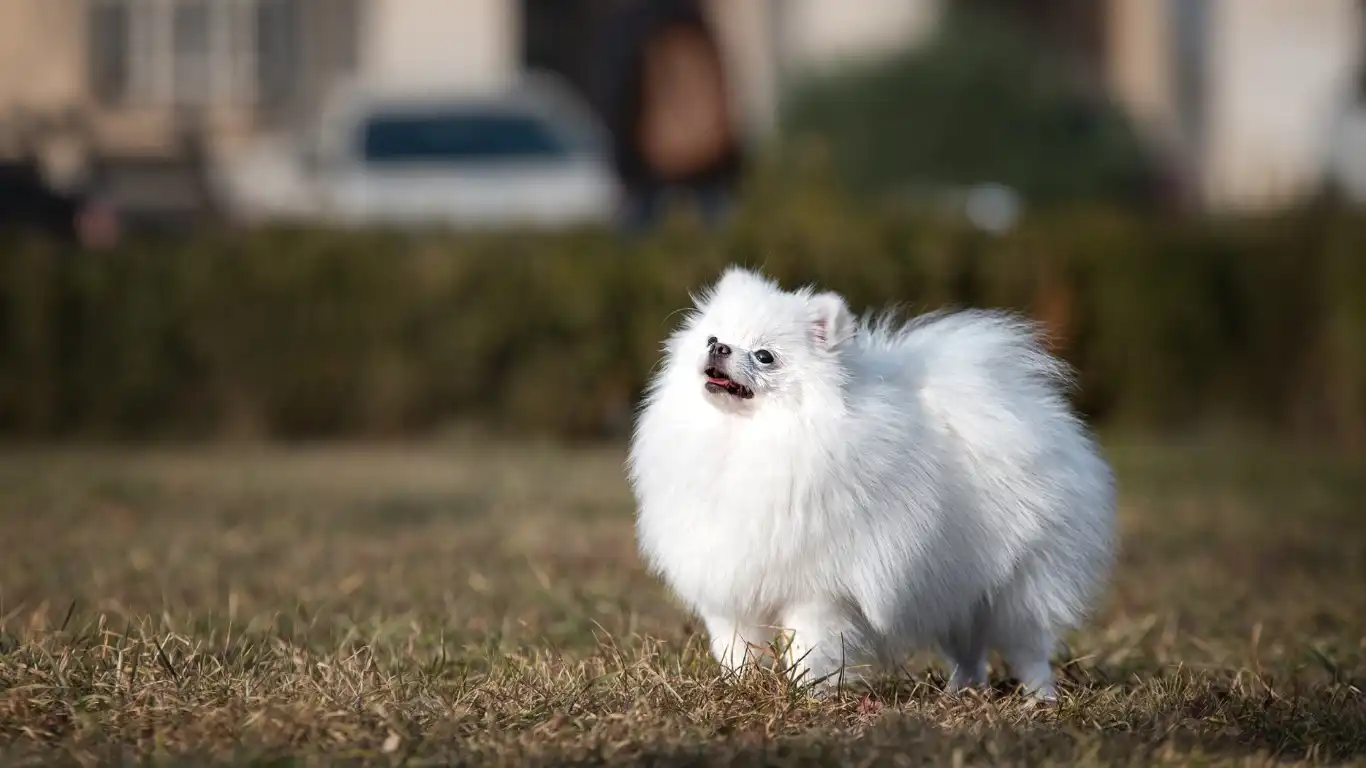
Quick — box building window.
[256,0,301,109]
[89,1,131,103]
[172,0,210,104]
[87,0,267,108]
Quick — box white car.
[215,75,622,229]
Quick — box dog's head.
[660,267,855,414]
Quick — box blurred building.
[971,0,1363,212]
[0,0,938,150]
[1,0,1362,220]
[0,0,937,225]
[1107,0,1362,212]
[0,0,370,225]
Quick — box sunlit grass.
[0,441,1362,765]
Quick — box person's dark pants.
[618,182,735,235]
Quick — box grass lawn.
[0,439,1362,765]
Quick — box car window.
[358,109,573,165]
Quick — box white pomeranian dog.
[628,267,1116,700]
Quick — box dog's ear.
[808,291,855,349]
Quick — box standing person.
[597,0,746,234]
[0,154,120,251]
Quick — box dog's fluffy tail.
[864,308,1075,415]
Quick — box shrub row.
[2,187,1364,449]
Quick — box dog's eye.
[706,336,717,347]
[754,349,775,365]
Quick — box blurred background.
[1,0,1364,452]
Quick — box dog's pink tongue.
[706,377,731,386]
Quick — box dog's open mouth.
[704,367,754,399]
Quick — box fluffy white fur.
[627,267,1116,699]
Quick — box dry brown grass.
[0,439,1362,766]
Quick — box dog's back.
[863,309,1116,694]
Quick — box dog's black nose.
[710,342,731,358]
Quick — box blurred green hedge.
[2,185,1364,449]
[781,8,1158,206]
